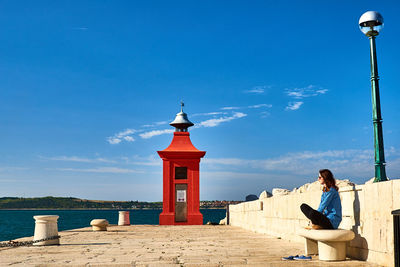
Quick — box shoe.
[305,221,313,230]
[305,224,323,230]
[311,224,323,230]
[293,255,312,261]
[282,255,298,260]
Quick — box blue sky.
[0,0,399,201]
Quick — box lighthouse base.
[159,212,203,225]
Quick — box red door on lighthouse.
[157,103,206,225]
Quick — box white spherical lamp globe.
[359,11,384,36]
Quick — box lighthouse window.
[175,167,187,179]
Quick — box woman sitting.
[300,169,342,229]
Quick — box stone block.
[340,190,356,218]
[360,217,376,250]
[362,183,378,219]
[340,216,353,230]
[366,249,394,267]
[277,196,288,218]
[364,181,392,220]
[384,216,394,254]
[377,180,393,216]
[358,187,366,223]
[362,216,392,253]
[286,195,295,219]
[393,179,400,210]
[259,190,271,199]
[272,188,289,196]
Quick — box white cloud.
[387,146,399,156]
[286,85,328,99]
[72,27,88,31]
[260,111,270,118]
[116,129,136,137]
[123,136,135,142]
[107,137,122,144]
[202,171,267,181]
[137,112,247,139]
[388,157,400,174]
[203,148,382,179]
[244,86,269,94]
[139,129,174,139]
[142,121,169,127]
[221,106,240,110]
[107,103,271,142]
[203,158,250,166]
[195,112,247,128]
[0,167,28,172]
[192,111,228,117]
[40,156,116,164]
[107,128,137,144]
[123,155,162,166]
[285,101,303,111]
[248,104,272,109]
[316,89,328,94]
[48,167,141,174]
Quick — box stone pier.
[0,225,378,266]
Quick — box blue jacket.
[317,187,342,229]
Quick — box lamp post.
[359,11,388,182]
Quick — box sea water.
[0,209,226,242]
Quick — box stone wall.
[228,179,400,267]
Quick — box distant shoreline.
[0,197,236,210]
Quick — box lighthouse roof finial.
[170,101,194,132]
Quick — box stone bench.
[298,228,355,261]
[90,219,109,231]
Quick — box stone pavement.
[0,225,380,266]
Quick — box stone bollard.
[90,219,109,231]
[33,215,60,246]
[118,211,130,226]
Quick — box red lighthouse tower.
[158,103,206,225]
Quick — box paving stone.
[0,225,379,266]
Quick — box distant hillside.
[0,197,162,209]
[0,197,237,209]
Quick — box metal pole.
[369,36,387,182]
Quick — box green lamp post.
[359,11,388,182]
